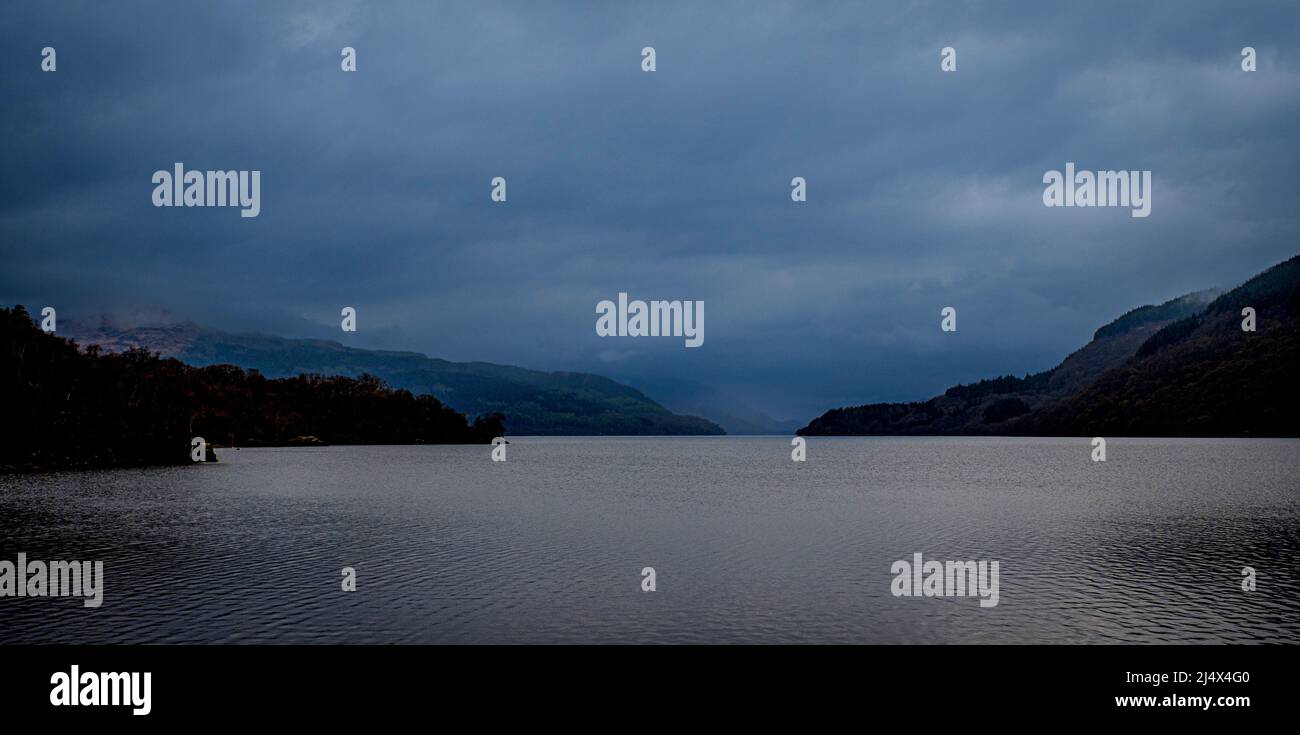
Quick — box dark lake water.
[1,437,1297,643]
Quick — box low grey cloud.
[2,0,1297,422]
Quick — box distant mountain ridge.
[1045,289,1221,396]
[800,253,1299,437]
[63,322,725,436]
[1018,255,1300,436]
[2,307,502,472]
[619,375,803,435]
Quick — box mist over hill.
[62,321,725,436]
[800,254,1299,437]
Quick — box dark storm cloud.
[2,1,1298,421]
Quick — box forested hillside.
[1,306,502,472]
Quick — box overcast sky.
[3,1,1298,421]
